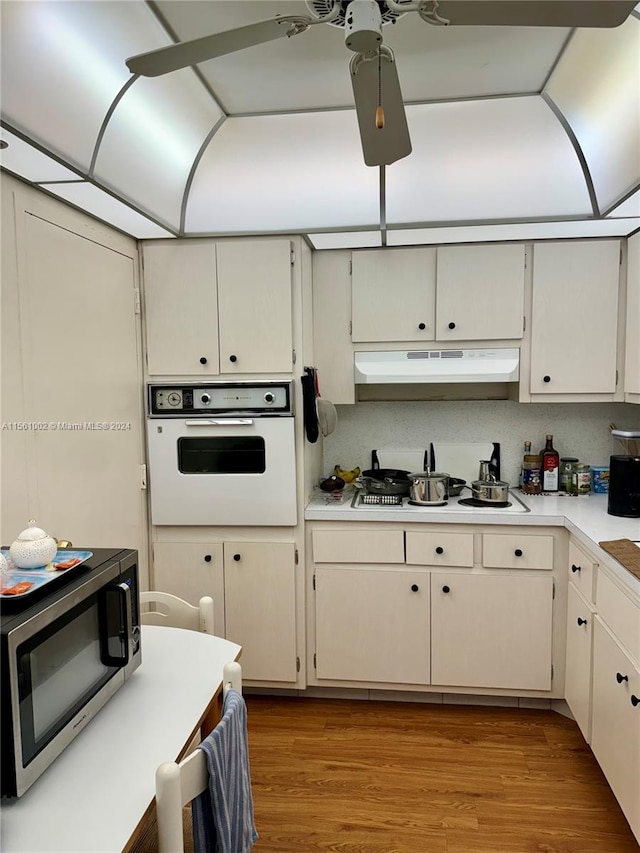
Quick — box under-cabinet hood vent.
[354,348,520,384]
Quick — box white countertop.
[305,491,640,595]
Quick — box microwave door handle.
[184,419,254,426]
[99,582,133,667]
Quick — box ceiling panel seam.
[146,0,229,115]
[602,181,640,217]
[540,29,576,92]
[379,166,386,246]
[540,91,600,217]
[88,76,139,177]
[179,115,227,236]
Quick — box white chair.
[155,661,243,853]
[140,591,215,635]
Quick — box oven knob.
[264,392,275,404]
[200,393,211,405]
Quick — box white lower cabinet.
[315,567,430,684]
[564,582,595,741]
[153,540,297,683]
[591,618,640,841]
[431,572,553,690]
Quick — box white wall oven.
[146,382,297,526]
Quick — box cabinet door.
[625,232,640,397]
[530,240,620,394]
[315,567,430,684]
[431,573,553,689]
[565,583,595,742]
[143,241,219,375]
[223,541,297,682]
[351,248,436,342]
[152,542,225,636]
[591,618,640,841]
[435,244,525,341]
[216,240,293,373]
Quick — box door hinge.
[292,348,297,365]
[313,573,316,591]
[313,653,317,669]
[523,316,526,333]
[551,663,554,681]
[133,288,141,314]
[290,249,296,266]
[620,248,623,265]
[348,320,352,336]
[349,259,352,275]
[552,578,555,599]
[140,464,147,489]
[616,369,619,386]
[524,251,528,269]
[296,656,300,673]
[295,548,299,565]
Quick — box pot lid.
[15,519,51,541]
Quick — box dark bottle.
[540,434,560,492]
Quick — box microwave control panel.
[148,382,293,416]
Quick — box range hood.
[354,348,520,384]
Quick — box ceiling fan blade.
[433,1,637,28]
[126,18,300,77]
[350,49,412,167]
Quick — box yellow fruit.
[334,465,361,483]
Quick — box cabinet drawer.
[406,530,474,567]
[568,540,596,603]
[597,570,640,661]
[312,529,404,564]
[482,533,554,570]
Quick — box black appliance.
[608,454,640,518]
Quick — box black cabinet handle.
[616,672,629,683]
[435,546,444,555]
[203,554,212,563]
[543,375,551,383]
[233,553,241,562]
[442,585,450,593]
[571,564,581,573]
[632,695,639,707]
[418,322,426,330]
[200,356,208,365]
[411,584,419,592]
[448,322,456,330]
[229,355,238,363]
[514,549,523,557]
[577,617,587,626]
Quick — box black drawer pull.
[203,554,212,563]
[448,322,456,330]
[616,672,629,684]
[631,695,639,707]
[577,617,587,626]
[200,356,208,365]
[435,546,444,555]
[442,585,450,594]
[411,584,419,592]
[229,355,238,363]
[233,553,241,562]
[418,322,426,330]
[543,375,551,383]
[571,564,581,573]
[514,549,523,557]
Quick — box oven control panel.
[148,382,293,416]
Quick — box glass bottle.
[519,441,531,489]
[540,434,560,492]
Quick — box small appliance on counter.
[608,429,640,518]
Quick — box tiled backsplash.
[323,401,639,486]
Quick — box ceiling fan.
[126,0,637,168]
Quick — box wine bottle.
[540,434,559,492]
[519,441,531,489]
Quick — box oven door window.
[178,436,266,474]
[17,591,122,766]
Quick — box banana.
[334,465,361,483]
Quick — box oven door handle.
[184,419,254,426]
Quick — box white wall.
[322,400,640,485]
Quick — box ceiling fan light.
[344,0,383,53]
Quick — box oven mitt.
[317,398,337,437]
[301,373,319,443]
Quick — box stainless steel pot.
[470,478,510,503]
[408,472,450,505]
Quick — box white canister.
[9,521,58,569]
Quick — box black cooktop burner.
[457,498,512,508]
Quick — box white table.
[0,625,241,853]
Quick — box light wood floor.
[244,695,638,853]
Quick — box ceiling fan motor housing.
[344,1,383,53]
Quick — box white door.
[351,247,437,342]
[223,541,297,682]
[435,244,525,340]
[530,240,620,394]
[8,210,146,560]
[431,572,553,689]
[565,583,595,742]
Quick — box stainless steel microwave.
[0,548,141,797]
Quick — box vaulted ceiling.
[1,1,639,248]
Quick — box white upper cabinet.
[351,247,436,342]
[529,240,620,395]
[143,238,293,376]
[625,232,639,403]
[435,244,526,341]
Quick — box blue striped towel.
[192,688,258,853]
